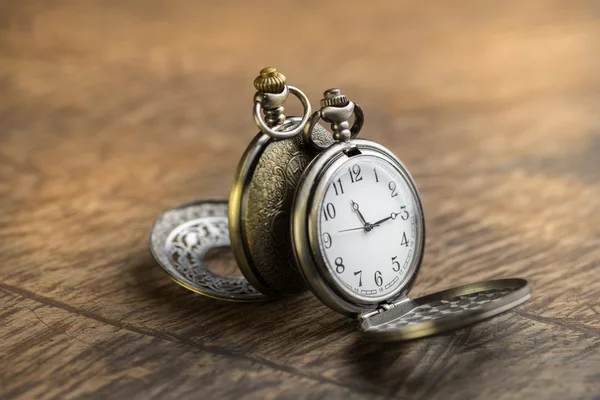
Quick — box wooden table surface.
[1,1,599,399]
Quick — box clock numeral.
[335,257,345,274]
[354,270,363,287]
[373,167,379,183]
[374,271,383,287]
[322,203,336,221]
[400,206,409,220]
[401,232,409,247]
[349,164,363,183]
[388,181,398,197]
[323,233,332,249]
[391,256,401,272]
[332,178,344,196]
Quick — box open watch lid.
[358,278,531,341]
[149,199,268,301]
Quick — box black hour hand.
[372,212,399,226]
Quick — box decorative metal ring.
[303,103,364,151]
[253,86,312,139]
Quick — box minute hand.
[372,212,399,226]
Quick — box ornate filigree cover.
[150,200,267,301]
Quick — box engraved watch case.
[228,120,332,296]
[150,67,333,300]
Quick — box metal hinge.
[358,297,411,321]
[343,145,361,158]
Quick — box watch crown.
[254,67,287,93]
[320,88,349,108]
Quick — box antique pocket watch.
[288,90,531,340]
[150,68,332,301]
[149,72,531,341]
[228,69,334,297]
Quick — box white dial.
[317,154,420,303]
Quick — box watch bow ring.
[303,88,364,151]
[252,67,312,140]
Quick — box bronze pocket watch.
[150,68,331,301]
[149,67,531,341]
[228,69,333,297]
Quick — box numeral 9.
[323,233,332,249]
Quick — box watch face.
[316,153,422,303]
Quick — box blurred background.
[2,1,599,206]
[1,1,599,399]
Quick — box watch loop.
[303,88,364,151]
[252,67,312,139]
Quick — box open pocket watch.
[149,71,532,341]
[288,89,531,340]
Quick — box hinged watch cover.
[149,199,267,301]
[359,278,531,341]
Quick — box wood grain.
[1,1,600,399]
